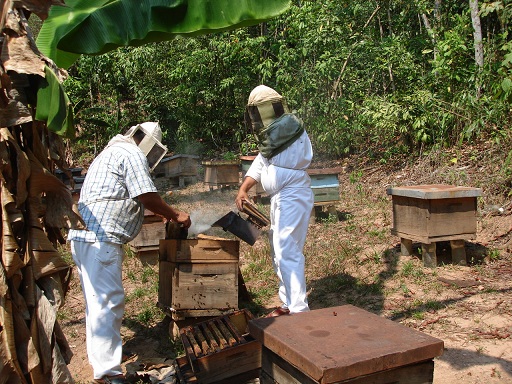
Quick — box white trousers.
[70,240,125,379]
[268,184,313,313]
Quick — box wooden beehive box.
[202,160,240,188]
[308,168,342,203]
[158,237,240,320]
[176,309,261,384]
[387,185,482,243]
[240,155,265,196]
[250,305,444,384]
[154,153,199,184]
[129,210,165,262]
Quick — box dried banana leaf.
[27,150,85,230]
[28,309,48,383]
[1,9,45,77]
[49,341,73,383]
[0,127,30,207]
[34,285,55,374]
[1,184,26,279]
[21,258,36,310]
[37,273,67,310]
[13,0,65,21]
[0,85,33,128]
[53,319,72,365]
[0,262,26,384]
[0,0,12,30]
[9,269,30,321]
[13,298,40,374]
[27,226,69,280]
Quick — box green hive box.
[308,169,341,203]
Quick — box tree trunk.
[470,0,484,97]
[378,15,395,93]
[470,0,484,69]
[421,13,437,61]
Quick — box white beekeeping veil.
[125,122,168,171]
[244,85,290,133]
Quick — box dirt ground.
[60,153,512,384]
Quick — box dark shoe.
[91,374,129,384]
[265,307,290,318]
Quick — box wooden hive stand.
[387,184,482,267]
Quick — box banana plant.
[37,0,291,69]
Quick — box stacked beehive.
[158,236,240,322]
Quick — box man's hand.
[236,176,258,211]
[175,211,191,229]
[235,191,250,211]
[137,192,192,228]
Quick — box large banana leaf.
[36,0,291,69]
[35,66,74,138]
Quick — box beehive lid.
[249,305,444,383]
[239,155,257,161]
[386,184,482,199]
[201,160,239,166]
[307,167,344,176]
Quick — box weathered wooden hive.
[128,210,165,263]
[154,154,200,187]
[158,236,240,321]
[202,160,240,190]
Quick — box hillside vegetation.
[61,0,512,167]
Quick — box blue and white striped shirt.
[67,139,157,244]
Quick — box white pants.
[268,184,313,313]
[70,240,125,379]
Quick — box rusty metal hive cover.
[249,304,444,383]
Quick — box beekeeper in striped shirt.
[68,122,191,384]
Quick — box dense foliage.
[62,0,512,162]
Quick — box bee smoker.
[212,200,270,245]
[165,221,188,240]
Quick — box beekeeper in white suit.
[236,85,314,317]
[68,122,191,384]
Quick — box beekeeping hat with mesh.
[245,85,290,133]
[125,122,168,172]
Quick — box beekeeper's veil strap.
[125,122,167,171]
[245,85,290,133]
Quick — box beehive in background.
[55,167,84,203]
[240,155,265,200]
[307,167,342,203]
[202,160,240,190]
[154,154,200,187]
